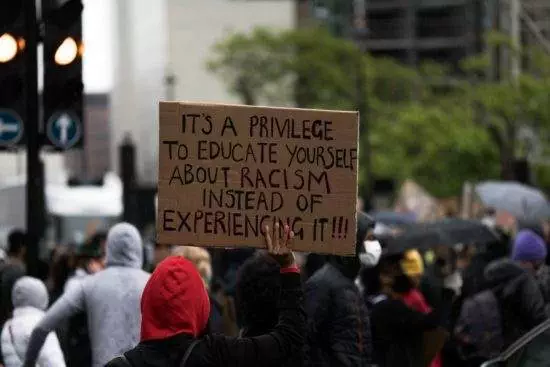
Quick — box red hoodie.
[140,256,211,341]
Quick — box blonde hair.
[172,246,212,289]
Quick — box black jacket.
[484,259,547,347]
[106,272,304,367]
[369,290,453,367]
[304,263,372,367]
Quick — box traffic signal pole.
[24,0,42,277]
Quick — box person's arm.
[37,332,67,367]
[202,223,305,367]
[23,281,85,367]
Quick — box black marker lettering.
[222,116,238,136]
[163,210,176,231]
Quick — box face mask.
[359,240,382,267]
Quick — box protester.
[460,230,510,300]
[217,248,255,298]
[106,223,304,367]
[420,246,463,315]
[368,254,456,367]
[47,246,74,305]
[63,234,107,367]
[23,223,150,367]
[1,277,65,367]
[64,233,106,293]
[511,229,550,310]
[234,252,303,366]
[0,230,27,327]
[454,256,547,362]
[304,212,375,366]
[172,246,212,290]
[172,246,238,336]
[400,250,442,367]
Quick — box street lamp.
[0,33,18,63]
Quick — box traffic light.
[42,0,84,150]
[0,1,27,148]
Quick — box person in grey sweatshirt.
[23,223,150,367]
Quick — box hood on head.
[140,256,210,341]
[330,212,376,279]
[105,223,143,268]
[357,212,375,250]
[12,276,49,310]
[484,258,525,286]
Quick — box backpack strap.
[180,339,200,367]
[7,321,24,363]
[107,355,133,367]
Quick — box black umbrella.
[370,211,417,226]
[378,219,500,256]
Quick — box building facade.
[300,0,485,70]
[110,0,294,186]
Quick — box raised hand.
[264,222,295,268]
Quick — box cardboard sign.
[157,102,359,255]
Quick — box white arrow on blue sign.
[0,109,24,147]
[46,111,82,149]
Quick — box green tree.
[208,27,501,196]
[459,32,550,181]
[371,101,499,197]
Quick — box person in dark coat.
[368,255,456,367]
[420,246,459,313]
[303,212,375,367]
[62,234,106,367]
[106,223,304,367]
[0,230,27,325]
[484,257,548,347]
[511,229,550,311]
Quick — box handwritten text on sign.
[157,102,359,255]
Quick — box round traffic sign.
[46,111,82,149]
[0,109,23,147]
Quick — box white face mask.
[359,240,382,267]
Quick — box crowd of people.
[0,209,548,367]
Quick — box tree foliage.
[459,32,550,180]
[208,27,550,197]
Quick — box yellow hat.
[400,249,424,277]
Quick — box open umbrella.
[378,219,500,256]
[370,211,417,226]
[475,181,550,222]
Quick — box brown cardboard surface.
[157,101,359,255]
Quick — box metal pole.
[510,0,521,81]
[356,54,372,210]
[25,0,42,277]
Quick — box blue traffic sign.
[0,109,23,147]
[46,111,82,149]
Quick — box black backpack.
[454,289,504,360]
[107,340,199,367]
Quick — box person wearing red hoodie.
[106,223,304,367]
